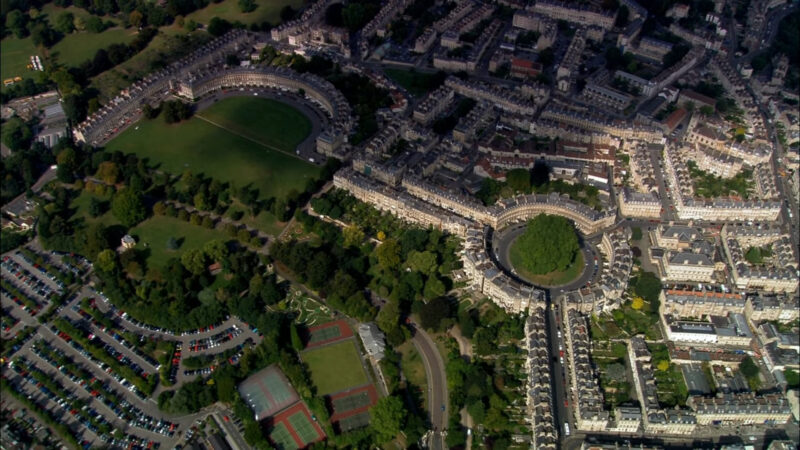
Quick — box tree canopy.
[111,188,147,228]
[512,215,580,274]
[370,396,406,442]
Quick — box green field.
[105,97,318,201]
[509,241,584,287]
[50,28,137,68]
[302,341,368,396]
[184,0,305,26]
[197,96,311,153]
[70,190,121,227]
[91,30,211,100]
[128,215,232,268]
[0,37,41,82]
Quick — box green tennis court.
[337,412,371,432]
[269,422,298,450]
[288,411,321,445]
[332,391,371,414]
[307,325,341,346]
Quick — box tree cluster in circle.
[514,214,579,274]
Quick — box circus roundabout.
[491,220,600,292]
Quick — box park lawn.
[90,30,211,100]
[184,0,305,26]
[105,102,318,201]
[128,215,232,269]
[509,243,584,287]
[196,96,311,154]
[39,4,123,28]
[396,340,429,413]
[384,68,442,97]
[49,28,137,68]
[0,37,41,82]
[227,203,286,236]
[70,190,120,227]
[301,340,368,396]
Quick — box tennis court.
[269,422,298,450]
[307,325,341,346]
[332,390,372,413]
[288,411,322,445]
[337,411,371,432]
[305,319,353,349]
[238,365,300,421]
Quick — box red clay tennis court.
[305,319,353,349]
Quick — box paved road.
[410,322,448,450]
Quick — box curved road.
[410,322,448,450]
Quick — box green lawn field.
[302,341,368,396]
[105,97,318,201]
[129,216,232,269]
[70,190,120,228]
[91,30,211,100]
[184,0,305,26]
[0,37,41,82]
[197,96,311,153]
[50,27,137,68]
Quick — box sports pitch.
[106,97,319,201]
[301,341,368,396]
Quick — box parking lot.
[1,246,263,449]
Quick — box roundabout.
[491,220,598,291]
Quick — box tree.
[512,215,580,274]
[96,161,119,185]
[739,356,760,378]
[343,225,365,248]
[699,105,715,116]
[657,360,670,371]
[111,188,147,227]
[153,201,167,216]
[406,250,438,275]
[129,10,143,28]
[238,0,257,13]
[55,12,75,34]
[280,5,296,22]
[631,296,644,310]
[208,17,232,36]
[376,239,401,271]
[96,249,118,273]
[377,299,401,335]
[2,118,33,152]
[371,397,406,443]
[89,197,106,217]
[203,240,229,261]
[85,16,105,33]
[181,249,206,275]
[422,276,446,301]
[506,168,531,192]
[632,271,662,304]
[6,10,28,38]
[419,296,451,331]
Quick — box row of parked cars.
[31,340,176,437]
[187,325,243,352]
